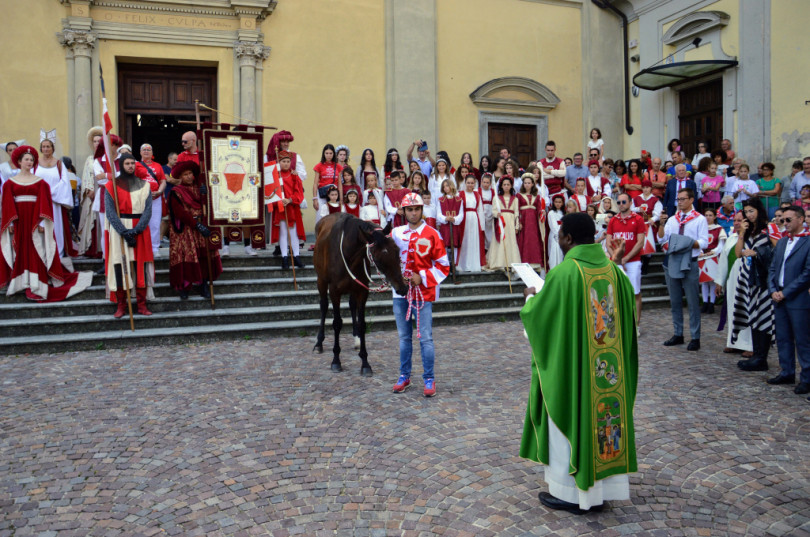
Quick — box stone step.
[2,293,526,338]
[0,305,526,355]
[0,280,524,319]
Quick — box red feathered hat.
[171,160,200,180]
[266,130,294,161]
[93,134,124,159]
[11,145,38,169]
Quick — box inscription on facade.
[93,10,238,30]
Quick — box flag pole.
[195,100,216,309]
[100,66,135,331]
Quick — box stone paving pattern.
[1,310,809,537]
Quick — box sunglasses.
[617,200,629,205]
[783,217,795,224]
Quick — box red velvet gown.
[384,188,411,227]
[438,195,463,250]
[168,185,223,291]
[516,193,545,267]
[0,178,92,301]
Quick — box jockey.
[390,192,451,397]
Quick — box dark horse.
[313,213,408,376]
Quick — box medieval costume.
[521,242,638,511]
[77,126,104,257]
[104,154,154,317]
[540,156,566,201]
[517,192,545,269]
[270,151,305,269]
[92,134,123,259]
[547,208,565,269]
[479,184,495,249]
[487,194,520,270]
[456,189,486,272]
[168,161,222,299]
[437,193,463,265]
[34,159,76,259]
[0,146,92,301]
[384,186,412,228]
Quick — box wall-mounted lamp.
[630,54,640,63]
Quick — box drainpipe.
[591,0,634,135]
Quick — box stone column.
[59,30,96,165]
[234,41,270,124]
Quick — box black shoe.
[795,382,810,395]
[767,374,795,385]
[700,303,708,313]
[707,303,715,314]
[538,491,604,515]
[737,357,768,371]
[293,256,305,268]
[198,281,210,298]
[663,335,684,346]
[179,289,189,300]
[281,256,290,270]
[687,339,700,351]
[272,245,281,257]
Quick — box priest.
[520,211,638,514]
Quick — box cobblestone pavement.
[1,309,809,537]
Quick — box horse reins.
[339,230,390,293]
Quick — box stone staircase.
[0,248,671,355]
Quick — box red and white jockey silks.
[391,221,450,302]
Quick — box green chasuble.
[519,243,639,491]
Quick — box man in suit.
[766,205,810,396]
[663,164,697,219]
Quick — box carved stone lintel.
[58,29,96,59]
[234,41,271,68]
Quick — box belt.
[119,213,142,219]
[482,200,492,205]
[464,208,477,212]
[520,206,534,210]
[501,209,514,214]
[14,195,37,203]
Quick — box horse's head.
[361,224,408,296]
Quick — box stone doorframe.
[56,0,275,166]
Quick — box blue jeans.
[393,298,434,380]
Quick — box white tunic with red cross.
[391,222,450,302]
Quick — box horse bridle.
[339,229,391,292]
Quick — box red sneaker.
[423,378,436,398]
[392,375,410,393]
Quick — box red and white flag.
[100,72,116,177]
[698,255,719,283]
[641,223,657,255]
[538,198,547,223]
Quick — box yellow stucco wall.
[260,0,386,229]
[436,0,583,160]
[770,0,810,169]
[0,2,70,158]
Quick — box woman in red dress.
[516,173,545,270]
[0,146,92,301]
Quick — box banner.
[203,129,266,248]
[698,255,719,283]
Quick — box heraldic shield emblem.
[415,237,431,257]
[223,161,247,195]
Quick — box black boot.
[272,245,281,257]
[293,256,305,268]
[641,256,650,275]
[700,302,708,313]
[198,280,210,298]
[738,330,768,371]
[281,256,290,270]
[707,302,715,314]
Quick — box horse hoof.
[354,336,361,350]
[360,367,373,377]
[313,344,323,354]
[331,363,343,372]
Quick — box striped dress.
[731,230,773,343]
